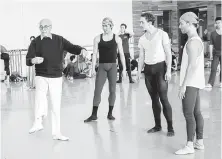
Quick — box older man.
[26,19,88,141]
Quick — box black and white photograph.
[0,0,221,158]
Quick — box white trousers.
[28,66,35,88]
[35,76,62,135]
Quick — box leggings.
[208,54,221,86]
[182,87,204,141]
[117,53,132,81]
[93,63,117,106]
[144,61,173,128]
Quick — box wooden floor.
[1,70,221,159]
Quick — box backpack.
[10,72,24,82]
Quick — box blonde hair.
[102,17,114,29]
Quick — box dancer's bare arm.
[116,36,126,71]
[92,35,100,74]
[137,47,145,77]
[162,32,172,74]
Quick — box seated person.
[63,51,72,74]
[64,55,87,80]
[84,57,94,77]
[171,50,178,71]
[78,54,90,75]
[131,59,138,76]
[0,45,10,82]
[131,59,138,71]
[88,53,99,73]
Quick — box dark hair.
[141,12,155,25]
[131,59,138,71]
[70,55,76,61]
[120,23,127,29]
[193,23,199,28]
[215,17,221,21]
[30,36,35,40]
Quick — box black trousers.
[144,61,173,128]
[1,53,10,75]
[208,54,221,86]
[117,53,132,81]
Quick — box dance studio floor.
[1,70,221,159]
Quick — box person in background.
[171,50,178,72]
[30,36,35,41]
[117,23,134,83]
[205,17,222,88]
[202,29,208,41]
[0,45,10,83]
[65,55,87,80]
[178,34,188,68]
[202,29,210,58]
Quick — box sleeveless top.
[119,33,130,53]
[179,36,205,89]
[98,34,117,63]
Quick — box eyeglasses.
[39,25,51,30]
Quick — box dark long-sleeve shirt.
[210,31,221,56]
[26,34,85,78]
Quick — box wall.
[0,0,133,50]
[216,4,221,16]
[132,1,178,58]
[178,1,221,32]
[132,1,221,58]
